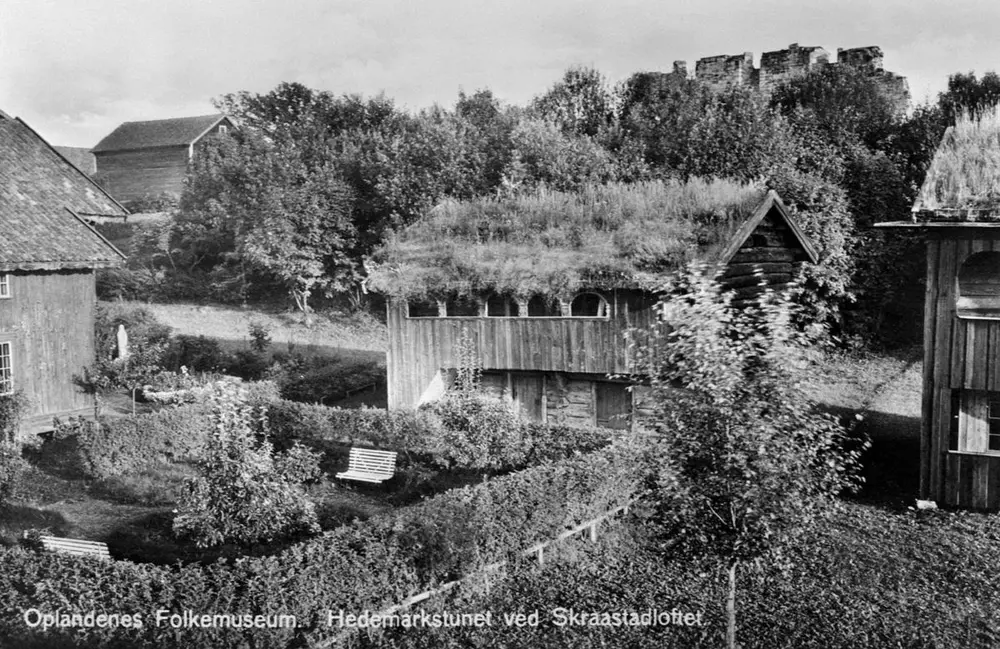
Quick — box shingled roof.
[0,113,127,271]
[92,114,230,152]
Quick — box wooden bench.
[39,535,111,560]
[335,448,397,484]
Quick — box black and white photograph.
[1,1,999,647]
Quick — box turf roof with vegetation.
[914,109,1000,220]
[366,178,768,300]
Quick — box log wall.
[0,270,97,436]
[721,209,807,304]
[924,232,1000,508]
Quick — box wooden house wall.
[94,146,190,202]
[386,291,655,410]
[0,271,97,434]
[924,233,1000,508]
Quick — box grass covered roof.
[915,109,1000,220]
[366,178,769,299]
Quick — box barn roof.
[0,113,127,271]
[366,179,816,299]
[92,114,230,152]
[911,109,1000,223]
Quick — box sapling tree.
[629,263,867,649]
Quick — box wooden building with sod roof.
[878,110,1000,509]
[367,179,818,430]
[92,114,233,203]
[0,111,128,436]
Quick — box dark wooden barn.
[368,180,818,429]
[879,113,1000,509]
[92,114,233,204]
[0,111,128,436]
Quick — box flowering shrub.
[172,383,320,547]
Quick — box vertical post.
[536,546,544,566]
[589,521,598,542]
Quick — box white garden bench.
[39,535,111,560]
[335,448,397,484]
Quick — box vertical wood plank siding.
[0,270,97,428]
[386,298,655,409]
[93,146,190,202]
[926,233,1000,508]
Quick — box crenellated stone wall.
[667,43,909,111]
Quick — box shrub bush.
[265,401,444,456]
[172,383,321,548]
[265,399,612,470]
[421,393,529,471]
[163,334,229,373]
[266,354,385,404]
[60,405,214,479]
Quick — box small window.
[526,296,560,317]
[0,274,9,299]
[218,124,229,135]
[0,342,11,395]
[408,299,440,318]
[958,251,1000,319]
[570,292,609,317]
[954,390,1000,453]
[990,397,1000,452]
[446,296,481,317]
[486,295,520,317]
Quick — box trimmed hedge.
[0,444,643,648]
[265,400,612,470]
[65,383,279,479]
[66,406,213,479]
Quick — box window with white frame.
[953,390,1000,453]
[0,274,9,299]
[0,342,11,395]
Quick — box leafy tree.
[770,64,905,150]
[501,118,618,192]
[173,382,321,548]
[531,66,616,138]
[455,88,520,194]
[179,130,357,321]
[938,71,1000,124]
[630,265,867,649]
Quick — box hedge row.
[68,382,279,479]
[265,399,612,469]
[0,444,644,648]
[67,388,609,479]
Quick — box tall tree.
[531,66,616,138]
[631,266,866,649]
[179,130,357,321]
[938,71,1000,124]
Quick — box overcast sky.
[2,0,997,147]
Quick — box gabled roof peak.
[92,114,230,152]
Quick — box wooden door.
[596,382,632,430]
[511,374,544,422]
